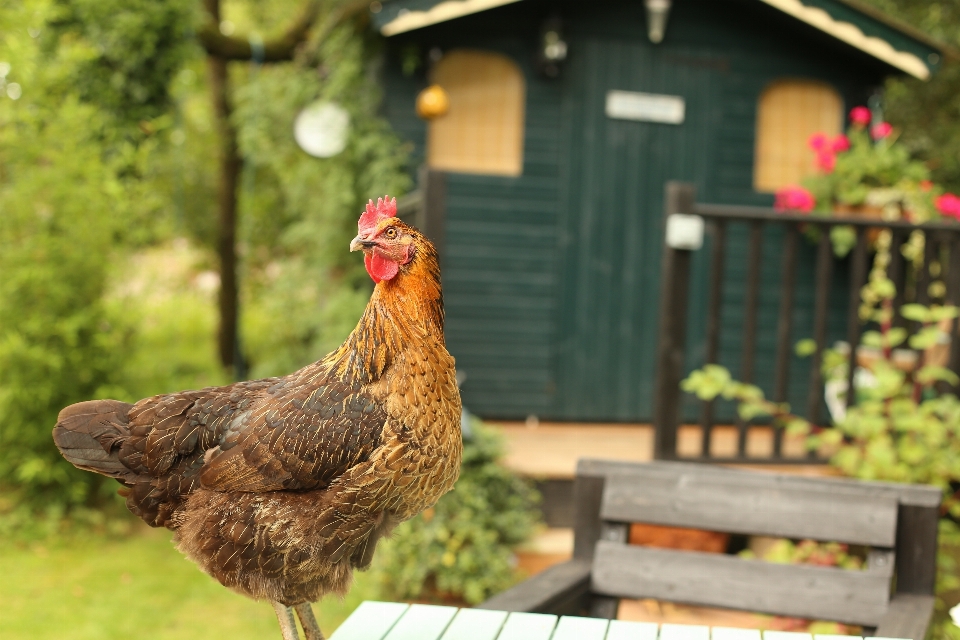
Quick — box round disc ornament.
[293,100,350,157]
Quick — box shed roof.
[371,0,945,80]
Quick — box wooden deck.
[488,422,832,480]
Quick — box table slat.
[661,623,710,640]
[439,608,508,640]
[606,620,659,640]
[495,612,557,640]
[765,632,812,640]
[329,601,409,640]
[552,615,609,640]
[713,627,762,640]
[382,604,458,640]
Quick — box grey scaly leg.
[272,601,300,640]
[294,603,325,640]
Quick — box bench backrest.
[572,459,941,626]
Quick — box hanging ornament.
[293,100,350,158]
[416,84,449,120]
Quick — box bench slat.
[591,541,890,625]
[600,472,898,546]
[577,459,941,508]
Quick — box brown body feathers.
[53,220,462,605]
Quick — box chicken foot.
[294,603,326,640]
[271,601,300,640]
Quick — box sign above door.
[605,90,686,124]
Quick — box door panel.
[552,37,722,421]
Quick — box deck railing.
[653,181,960,462]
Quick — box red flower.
[919,180,933,192]
[775,186,816,212]
[808,133,829,151]
[831,134,850,153]
[816,151,836,173]
[871,122,893,140]
[849,106,871,126]
[936,193,960,220]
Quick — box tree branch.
[198,0,369,62]
[199,0,321,61]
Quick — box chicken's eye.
[383,227,398,239]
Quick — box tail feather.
[53,400,135,480]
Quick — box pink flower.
[849,106,871,126]
[808,133,829,151]
[936,193,960,220]
[775,186,816,213]
[871,122,893,140]
[816,150,836,173]
[832,134,850,153]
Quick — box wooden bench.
[478,459,942,640]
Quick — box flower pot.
[833,203,886,243]
[629,523,729,552]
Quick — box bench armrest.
[874,593,935,640]
[476,559,592,615]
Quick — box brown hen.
[52,197,462,640]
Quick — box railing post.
[654,181,696,459]
[418,166,447,260]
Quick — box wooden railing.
[653,181,960,462]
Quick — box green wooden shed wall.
[377,0,938,422]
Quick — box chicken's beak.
[350,236,374,252]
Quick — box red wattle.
[365,253,399,283]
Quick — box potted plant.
[774,106,960,256]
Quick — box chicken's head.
[350,196,415,283]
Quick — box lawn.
[0,522,382,639]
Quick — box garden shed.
[372,0,943,423]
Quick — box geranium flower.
[816,151,836,173]
[808,133,829,151]
[849,106,871,126]
[832,134,850,153]
[936,193,960,220]
[775,186,816,212]
[871,122,893,140]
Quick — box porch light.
[538,16,567,78]
[645,0,672,44]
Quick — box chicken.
[52,197,462,640]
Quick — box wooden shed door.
[552,38,722,421]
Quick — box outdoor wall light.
[538,16,567,78]
[645,0,672,44]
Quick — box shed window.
[428,50,525,177]
[753,80,843,192]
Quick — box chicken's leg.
[294,603,325,640]
[272,601,300,640]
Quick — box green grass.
[0,523,383,639]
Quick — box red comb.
[358,196,397,235]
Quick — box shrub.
[376,416,540,605]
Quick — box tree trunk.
[208,53,242,371]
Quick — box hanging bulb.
[645,0,672,44]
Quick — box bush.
[376,416,540,605]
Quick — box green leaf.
[917,365,960,386]
[900,303,930,323]
[795,339,817,357]
[929,305,960,322]
[784,419,810,437]
[861,331,883,348]
[908,326,941,350]
[886,327,908,348]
